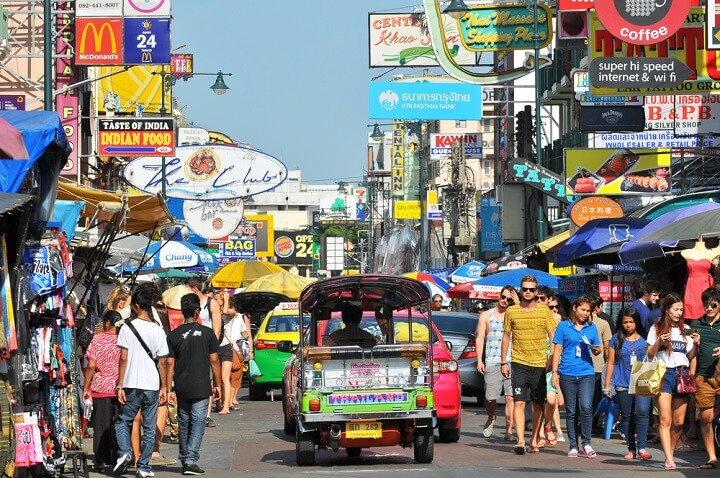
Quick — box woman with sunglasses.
[604,306,652,461]
[646,293,698,470]
[551,295,603,458]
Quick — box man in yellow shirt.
[500,275,556,454]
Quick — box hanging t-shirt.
[167,323,219,399]
[117,318,169,391]
[646,325,693,368]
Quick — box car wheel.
[296,424,315,466]
[248,379,265,401]
[346,447,361,457]
[438,426,461,443]
[413,420,434,464]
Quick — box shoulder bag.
[125,320,160,379]
[629,358,666,396]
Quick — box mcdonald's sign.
[76,18,123,65]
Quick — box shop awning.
[536,230,570,254]
[0,192,32,216]
[56,179,176,234]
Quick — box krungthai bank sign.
[76,18,123,65]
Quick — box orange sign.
[76,18,123,65]
[569,196,623,227]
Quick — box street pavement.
[82,392,719,477]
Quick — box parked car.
[279,275,455,465]
[249,301,310,401]
[432,311,485,403]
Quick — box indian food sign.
[454,4,553,51]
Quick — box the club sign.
[589,58,694,88]
[594,0,691,45]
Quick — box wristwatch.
[115,386,123,391]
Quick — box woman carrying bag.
[646,293,699,470]
[603,306,652,461]
[551,295,603,459]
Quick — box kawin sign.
[123,145,288,199]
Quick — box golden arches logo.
[79,22,118,54]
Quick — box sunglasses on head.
[704,302,719,310]
[521,287,536,292]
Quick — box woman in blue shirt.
[603,306,652,461]
[551,295,602,458]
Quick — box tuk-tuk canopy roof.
[299,274,430,313]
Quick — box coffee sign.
[594,0,691,45]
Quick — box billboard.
[123,17,171,65]
[76,18,123,65]
[369,81,483,120]
[95,65,169,114]
[429,133,483,160]
[274,230,314,265]
[565,148,671,196]
[455,4,553,51]
[368,13,478,67]
[98,118,174,156]
[232,214,273,258]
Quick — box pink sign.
[56,3,79,178]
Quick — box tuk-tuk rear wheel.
[296,425,315,466]
[346,447,361,457]
[413,423,434,464]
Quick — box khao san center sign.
[453,4,553,51]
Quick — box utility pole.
[447,138,463,267]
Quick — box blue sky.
[171,1,411,185]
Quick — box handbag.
[248,359,262,378]
[676,366,698,394]
[231,348,244,371]
[629,359,667,396]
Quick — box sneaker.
[504,433,517,442]
[113,454,132,476]
[205,417,217,428]
[557,435,566,443]
[182,464,205,475]
[482,423,494,438]
[136,470,155,478]
[149,454,177,466]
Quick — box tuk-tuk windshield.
[315,311,437,346]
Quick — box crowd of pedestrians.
[81,279,253,477]
[476,274,720,470]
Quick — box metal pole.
[368,178,375,273]
[533,0,545,241]
[418,121,426,270]
[160,67,167,199]
[43,0,52,110]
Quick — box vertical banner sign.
[56,3,79,177]
[480,197,508,252]
[391,121,404,196]
[123,17,171,65]
[123,0,171,16]
[75,17,123,65]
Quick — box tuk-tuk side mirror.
[277,340,295,353]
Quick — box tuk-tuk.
[278,274,435,466]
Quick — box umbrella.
[638,209,720,243]
[242,271,314,300]
[423,281,451,307]
[619,202,720,263]
[447,268,559,299]
[0,116,29,159]
[402,271,452,290]
[161,285,195,309]
[555,218,649,267]
[210,260,285,289]
[450,260,487,283]
[483,254,528,275]
[153,269,197,280]
[125,240,218,273]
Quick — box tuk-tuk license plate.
[346,421,382,439]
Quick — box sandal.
[513,445,526,455]
[528,447,541,454]
[664,462,677,470]
[544,426,557,447]
[568,449,578,458]
[583,445,597,458]
[700,461,719,469]
[536,437,546,448]
[624,451,636,460]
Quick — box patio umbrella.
[210,260,285,289]
[620,203,720,263]
[402,271,452,290]
[637,209,720,243]
[447,268,559,299]
[423,281,451,307]
[450,260,487,283]
[555,217,649,267]
[124,240,218,273]
[161,285,195,309]
[242,271,314,300]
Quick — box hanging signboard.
[183,199,244,240]
[274,230,313,265]
[75,17,123,65]
[369,81,483,121]
[565,148,671,196]
[573,70,643,106]
[593,0,690,46]
[75,0,123,16]
[579,106,646,132]
[454,4,553,51]
[123,0,171,16]
[123,17,171,65]
[429,133,483,160]
[394,200,421,220]
[98,117,174,156]
[506,158,568,204]
[569,196,624,227]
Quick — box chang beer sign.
[454,4,553,51]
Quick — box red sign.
[594,0,691,45]
[598,281,635,302]
[171,54,193,77]
[56,3,79,177]
[559,0,593,11]
[75,18,123,65]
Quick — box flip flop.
[664,462,677,470]
[528,447,541,454]
[700,462,719,469]
[513,445,526,455]
[544,427,557,447]
[583,445,597,458]
[536,437,547,448]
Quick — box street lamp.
[370,123,385,142]
[443,0,469,19]
[152,67,233,198]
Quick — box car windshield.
[266,313,311,333]
[431,312,477,335]
[316,311,438,345]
